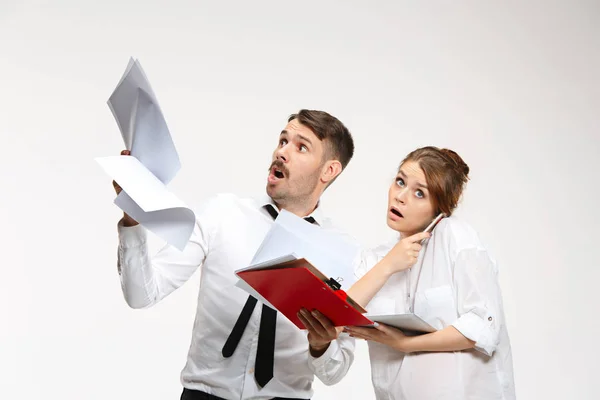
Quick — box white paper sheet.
[248,209,359,287]
[234,209,360,309]
[96,58,195,251]
[107,58,158,149]
[130,88,180,184]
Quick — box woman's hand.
[346,231,430,308]
[345,323,414,353]
[382,232,430,274]
[347,324,477,354]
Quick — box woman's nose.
[395,188,407,203]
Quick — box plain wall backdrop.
[1,1,598,399]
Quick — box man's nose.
[275,144,289,163]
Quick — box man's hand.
[112,150,139,227]
[297,308,342,357]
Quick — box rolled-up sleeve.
[451,248,503,356]
[308,333,355,385]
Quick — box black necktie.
[222,204,316,387]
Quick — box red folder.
[236,258,373,329]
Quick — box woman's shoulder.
[357,238,397,269]
[433,216,486,253]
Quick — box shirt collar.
[258,194,325,226]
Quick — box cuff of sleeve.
[117,220,147,248]
[309,339,341,369]
[452,312,498,357]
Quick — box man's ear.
[321,159,343,185]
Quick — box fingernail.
[311,310,319,317]
[373,322,380,327]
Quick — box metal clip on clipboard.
[325,277,348,301]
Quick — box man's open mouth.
[269,162,288,180]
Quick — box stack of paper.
[235,209,360,308]
[96,58,195,251]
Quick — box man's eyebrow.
[296,134,313,145]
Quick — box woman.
[345,147,516,399]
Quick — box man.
[113,109,357,399]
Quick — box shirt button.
[488,316,493,321]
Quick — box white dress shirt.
[117,193,356,399]
[356,217,516,400]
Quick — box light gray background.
[1,1,598,399]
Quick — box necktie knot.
[264,204,317,225]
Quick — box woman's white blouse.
[356,217,516,400]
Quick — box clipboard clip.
[325,277,342,291]
[325,277,349,301]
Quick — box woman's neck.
[398,230,418,240]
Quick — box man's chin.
[266,185,282,199]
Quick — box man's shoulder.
[191,192,264,213]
